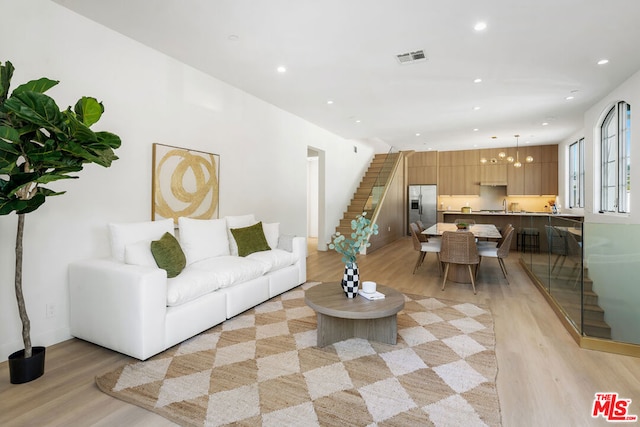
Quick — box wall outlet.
[46,303,56,318]
[387,226,391,232]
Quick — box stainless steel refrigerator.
[408,185,437,233]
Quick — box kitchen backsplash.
[438,186,557,213]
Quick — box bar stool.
[517,227,540,253]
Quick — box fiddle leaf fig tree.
[0,60,121,358]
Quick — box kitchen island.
[441,211,583,252]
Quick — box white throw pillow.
[226,214,257,256]
[109,218,174,262]
[178,217,229,265]
[262,222,280,249]
[124,240,157,267]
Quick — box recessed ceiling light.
[227,35,239,41]
[473,106,481,110]
[542,122,549,126]
[415,133,421,137]
[565,96,575,100]
[597,59,609,65]
[355,119,361,124]
[474,22,487,31]
[473,78,482,83]
[473,128,479,132]
[327,100,334,105]
[277,66,287,73]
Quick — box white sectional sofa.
[69,214,306,360]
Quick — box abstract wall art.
[152,143,220,222]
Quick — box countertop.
[441,210,583,217]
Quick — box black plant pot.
[8,346,46,384]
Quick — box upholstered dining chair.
[545,225,568,274]
[415,220,428,242]
[440,231,479,294]
[409,222,442,274]
[477,223,514,249]
[477,226,515,282]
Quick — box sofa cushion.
[247,249,299,273]
[124,240,158,267]
[166,256,267,306]
[151,232,186,278]
[230,222,271,257]
[109,218,175,263]
[226,214,257,256]
[178,217,229,265]
[262,222,280,249]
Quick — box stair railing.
[349,147,400,218]
[358,147,402,252]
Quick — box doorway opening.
[307,147,326,253]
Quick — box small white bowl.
[362,281,377,294]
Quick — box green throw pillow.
[150,232,186,278]
[231,222,271,257]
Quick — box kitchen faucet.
[503,199,507,213]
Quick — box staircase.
[334,153,395,238]
[547,266,612,339]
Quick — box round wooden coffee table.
[304,283,405,347]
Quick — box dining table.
[422,222,502,239]
[422,222,502,283]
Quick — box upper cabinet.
[407,151,437,184]
[478,148,510,186]
[410,145,558,196]
[506,145,558,196]
[438,150,480,196]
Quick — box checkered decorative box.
[341,262,360,298]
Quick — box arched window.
[601,101,631,213]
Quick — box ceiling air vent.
[396,49,427,65]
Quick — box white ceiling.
[54,0,640,152]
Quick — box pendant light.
[513,134,522,168]
[513,134,534,167]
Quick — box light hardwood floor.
[1,237,639,426]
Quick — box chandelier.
[479,134,534,167]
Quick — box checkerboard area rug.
[96,283,501,426]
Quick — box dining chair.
[560,228,583,288]
[440,231,479,294]
[414,220,428,242]
[477,226,515,282]
[477,223,513,249]
[409,222,442,274]
[545,225,568,274]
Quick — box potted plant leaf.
[0,60,121,383]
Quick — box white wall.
[0,0,379,360]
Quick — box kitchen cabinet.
[524,163,542,195]
[438,151,479,195]
[407,151,437,184]
[420,144,557,196]
[480,164,508,185]
[541,162,558,195]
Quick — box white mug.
[362,281,377,294]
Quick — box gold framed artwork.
[152,143,220,223]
